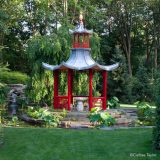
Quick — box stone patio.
[61,108,138,129]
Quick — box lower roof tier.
[42,48,119,71]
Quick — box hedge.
[0,71,29,84]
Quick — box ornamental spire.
[69,12,93,34]
[79,12,83,26]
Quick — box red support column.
[71,70,73,104]
[89,69,93,111]
[82,34,84,47]
[102,71,107,110]
[68,69,72,111]
[78,34,80,47]
[53,71,59,109]
[73,35,75,48]
[87,35,89,48]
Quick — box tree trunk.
[154,47,158,70]
[145,29,150,64]
[127,50,132,76]
[121,31,132,77]
[63,0,68,17]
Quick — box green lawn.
[120,104,156,108]
[0,128,160,160]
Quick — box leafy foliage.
[153,97,160,150]
[0,111,4,146]
[0,85,9,107]
[135,101,155,126]
[26,71,53,105]
[89,107,116,127]
[153,69,160,149]
[26,107,64,127]
[0,71,29,84]
[135,64,153,102]
[0,63,10,107]
[107,96,120,109]
[11,116,18,127]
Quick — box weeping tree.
[26,25,71,106]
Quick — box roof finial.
[79,12,83,26]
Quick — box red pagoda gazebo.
[42,14,119,111]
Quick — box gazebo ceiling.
[42,48,119,71]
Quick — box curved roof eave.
[98,63,119,71]
[42,62,56,70]
[42,62,68,71]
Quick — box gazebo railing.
[54,96,106,110]
[73,96,105,110]
[55,96,68,110]
[92,97,104,109]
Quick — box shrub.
[11,116,18,127]
[0,84,9,108]
[26,71,53,105]
[26,107,63,127]
[89,107,116,127]
[0,111,4,146]
[107,97,120,109]
[0,71,29,84]
[153,97,160,150]
[134,65,153,102]
[135,101,155,126]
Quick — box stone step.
[65,112,88,121]
[115,118,133,125]
[61,121,92,129]
[64,117,89,122]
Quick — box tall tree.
[150,1,160,70]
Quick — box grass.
[0,128,160,160]
[120,104,137,108]
[120,104,156,109]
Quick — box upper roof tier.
[69,14,93,34]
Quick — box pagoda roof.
[42,48,119,71]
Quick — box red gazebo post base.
[89,69,93,111]
[68,69,72,111]
[102,71,107,110]
[53,71,59,109]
